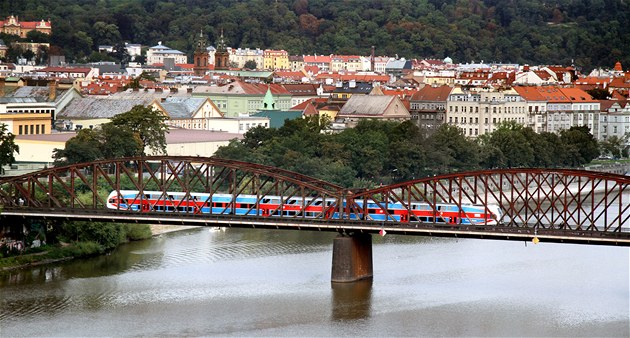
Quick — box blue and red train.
[107,190,502,225]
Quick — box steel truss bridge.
[0,156,628,247]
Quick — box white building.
[146,42,187,65]
[599,101,630,146]
[446,87,528,138]
[230,48,264,69]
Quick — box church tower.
[214,29,230,71]
[193,30,209,76]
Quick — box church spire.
[261,85,276,110]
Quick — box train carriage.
[107,190,501,225]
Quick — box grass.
[0,242,104,270]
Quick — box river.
[1,226,628,337]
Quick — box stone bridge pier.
[331,233,373,282]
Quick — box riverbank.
[1,224,191,272]
[150,224,197,236]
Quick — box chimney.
[48,80,57,101]
[371,45,375,72]
[0,77,5,97]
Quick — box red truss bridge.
[1,156,628,281]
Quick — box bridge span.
[1,156,628,281]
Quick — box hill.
[2,0,629,70]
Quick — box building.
[513,86,549,133]
[251,87,303,128]
[384,58,412,78]
[150,96,269,134]
[329,81,373,105]
[288,55,304,72]
[0,97,54,136]
[263,49,289,70]
[192,81,292,117]
[56,87,190,129]
[330,55,363,72]
[282,83,323,108]
[0,15,51,38]
[303,55,332,72]
[599,101,630,149]
[12,129,244,167]
[214,32,230,71]
[334,92,410,129]
[446,87,528,138]
[409,85,452,134]
[193,31,210,77]
[537,86,600,137]
[146,42,187,65]
[0,79,81,135]
[231,48,264,69]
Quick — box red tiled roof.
[513,86,547,101]
[535,86,569,102]
[382,88,418,99]
[38,66,91,73]
[410,85,453,101]
[290,98,328,110]
[303,55,331,63]
[558,87,596,102]
[304,65,319,74]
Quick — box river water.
[1,227,628,337]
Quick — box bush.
[124,224,152,241]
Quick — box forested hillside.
[2,0,628,70]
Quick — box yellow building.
[0,16,51,38]
[263,49,289,70]
[0,97,54,135]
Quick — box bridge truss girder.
[349,169,629,234]
[0,156,346,220]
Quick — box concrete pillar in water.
[331,233,373,282]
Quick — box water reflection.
[0,227,627,337]
[331,279,373,321]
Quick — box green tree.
[428,124,479,172]
[99,123,144,159]
[599,135,626,159]
[110,105,169,155]
[52,128,103,166]
[243,60,257,70]
[482,122,534,168]
[0,123,19,174]
[560,126,599,165]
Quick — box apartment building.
[446,87,528,137]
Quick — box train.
[106,190,502,225]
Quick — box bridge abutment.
[331,233,373,283]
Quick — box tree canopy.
[109,105,169,156]
[53,105,167,166]
[2,0,629,69]
[0,123,19,174]
[215,118,602,187]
